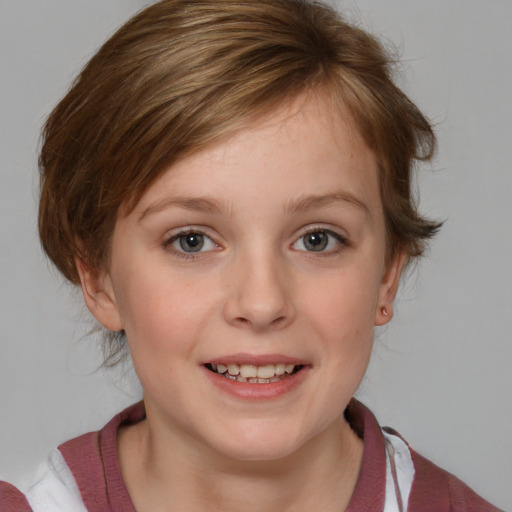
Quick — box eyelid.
[297,224,348,241]
[292,225,349,253]
[163,226,221,258]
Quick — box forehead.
[132,94,380,220]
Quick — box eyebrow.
[138,196,232,222]
[284,191,371,217]
[138,190,370,222]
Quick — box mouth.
[204,362,304,384]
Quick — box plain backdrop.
[0,1,510,509]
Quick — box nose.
[222,250,295,332]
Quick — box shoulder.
[57,402,143,511]
[381,423,503,512]
[0,402,144,512]
[407,447,504,512]
[1,448,86,512]
[0,481,32,512]
[349,401,504,512]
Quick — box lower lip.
[201,365,310,400]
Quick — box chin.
[204,418,314,463]
[215,439,300,463]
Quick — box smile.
[205,363,303,384]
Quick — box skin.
[78,93,405,512]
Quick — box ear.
[75,257,123,332]
[374,251,407,326]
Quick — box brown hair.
[39,0,441,325]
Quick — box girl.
[0,1,505,510]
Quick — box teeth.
[257,365,275,379]
[227,364,240,376]
[239,365,257,378]
[275,364,286,376]
[209,362,300,381]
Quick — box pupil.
[180,233,204,252]
[305,231,327,251]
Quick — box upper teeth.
[212,363,296,379]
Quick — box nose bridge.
[223,242,294,331]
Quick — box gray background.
[0,1,510,509]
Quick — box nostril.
[233,317,250,326]
[268,315,287,328]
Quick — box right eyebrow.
[137,196,233,222]
[284,191,371,219]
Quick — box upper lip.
[203,353,310,366]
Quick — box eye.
[167,230,218,254]
[293,229,346,253]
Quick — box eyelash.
[163,228,219,260]
[162,226,348,260]
[293,227,348,256]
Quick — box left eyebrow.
[138,196,233,222]
[284,191,371,218]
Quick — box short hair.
[39,0,441,285]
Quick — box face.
[81,94,403,463]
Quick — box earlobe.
[374,251,407,326]
[75,257,123,332]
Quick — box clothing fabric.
[0,401,503,511]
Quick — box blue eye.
[293,230,345,253]
[168,231,217,254]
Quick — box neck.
[118,410,363,512]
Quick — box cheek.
[300,267,380,374]
[303,266,382,331]
[113,266,216,358]
[113,269,218,401]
